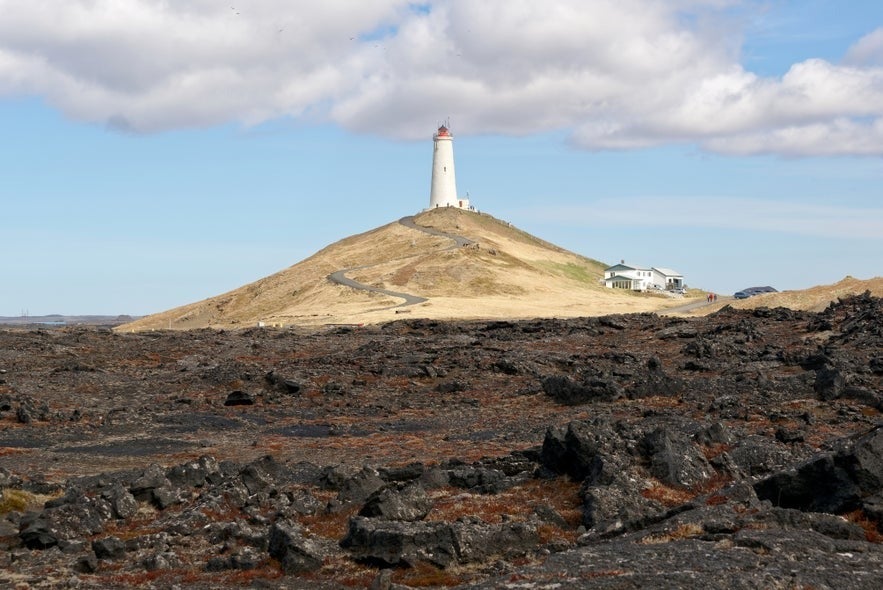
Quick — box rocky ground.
[1,293,882,589]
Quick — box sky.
[1,0,882,316]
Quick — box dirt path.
[325,214,471,309]
[660,296,728,315]
[398,214,474,248]
[327,266,428,308]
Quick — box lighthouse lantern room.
[429,124,470,210]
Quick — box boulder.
[581,476,665,535]
[130,464,173,503]
[268,521,325,574]
[446,466,513,494]
[166,456,220,489]
[641,427,714,488]
[92,535,127,559]
[754,455,859,515]
[101,484,138,519]
[754,426,883,515]
[340,516,458,568]
[359,483,432,521]
[451,519,539,563]
[19,518,57,550]
[541,375,623,405]
[337,467,386,504]
[540,420,625,484]
[814,367,846,401]
[224,390,255,406]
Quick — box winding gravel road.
[325,214,472,309]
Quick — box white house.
[603,262,684,291]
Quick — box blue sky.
[1,0,882,316]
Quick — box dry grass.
[845,509,883,543]
[393,562,468,587]
[118,208,694,332]
[426,477,582,531]
[641,482,695,507]
[0,489,39,514]
[300,504,359,540]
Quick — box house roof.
[651,267,682,277]
[604,263,649,272]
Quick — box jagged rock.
[451,519,539,562]
[268,521,326,574]
[815,367,846,400]
[166,456,220,489]
[446,466,512,494]
[130,464,173,503]
[540,419,626,483]
[532,504,569,528]
[143,552,179,571]
[1,292,882,588]
[286,489,324,516]
[206,547,261,571]
[239,456,283,495]
[754,426,883,514]
[728,436,797,476]
[541,375,623,404]
[626,357,683,398]
[19,518,57,550]
[695,422,734,446]
[101,484,138,519]
[581,475,665,534]
[37,494,113,543]
[359,482,432,521]
[850,426,883,492]
[436,380,468,393]
[337,467,386,504]
[75,554,98,573]
[265,371,302,394]
[319,464,361,490]
[379,462,425,483]
[340,516,458,568]
[92,535,127,559]
[641,427,714,488]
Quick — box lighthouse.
[429,124,469,210]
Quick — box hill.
[119,208,691,331]
[688,276,883,316]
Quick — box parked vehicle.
[734,286,777,299]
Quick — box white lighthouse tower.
[429,124,469,210]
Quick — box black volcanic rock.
[359,482,432,521]
[224,390,255,406]
[340,517,458,568]
[0,293,882,588]
[268,521,325,574]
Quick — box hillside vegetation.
[119,208,688,331]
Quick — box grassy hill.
[689,276,883,316]
[118,208,693,331]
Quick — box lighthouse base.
[426,198,471,212]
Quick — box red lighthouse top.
[436,125,450,137]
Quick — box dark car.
[734,286,777,299]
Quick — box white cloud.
[519,196,883,240]
[1,0,882,156]
[845,27,883,66]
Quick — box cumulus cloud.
[1,0,882,156]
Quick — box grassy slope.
[118,209,690,331]
[688,276,883,316]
